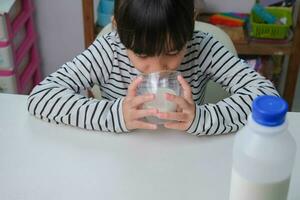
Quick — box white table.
[0,93,299,200]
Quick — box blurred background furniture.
[0,0,41,94]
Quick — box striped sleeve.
[187,34,279,136]
[27,36,128,133]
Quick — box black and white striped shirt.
[27,31,278,135]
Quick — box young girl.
[27,0,278,135]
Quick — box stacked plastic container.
[0,0,41,94]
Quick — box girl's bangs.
[116,0,194,56]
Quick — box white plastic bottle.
[229,95,297,200]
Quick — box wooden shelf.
[235,42,293,55]
[195,12,300,109]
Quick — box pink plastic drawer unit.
[0,0,32,44]
[0,0,22,42]
[0,42,40,94]
[15,18,36,68]
[22,73,33,94]
[16,52,29,77]
[0,70,17,93]
[0,0,41,95]
[0,45,14,69]
[0,0,35,71]
[19,44,40,93]
[2,16,38,73]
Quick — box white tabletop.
[0,93,299,200]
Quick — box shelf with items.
[81,0,300,109]
[234,42,293,55]
[196,9,300,108]
[196,13,295,55]
[0,0,41,94]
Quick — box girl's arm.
[27,36,128,133]
[187,35,279,136]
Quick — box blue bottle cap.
[252,95,288,126]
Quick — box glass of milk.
[137,70,182,124]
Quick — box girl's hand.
[157,75,196,131]
[123,77,158,130]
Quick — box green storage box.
[250,6,292,39]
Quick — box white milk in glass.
[137,71,181,124]
[144,87,177,112]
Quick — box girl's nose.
[153,56,167,71]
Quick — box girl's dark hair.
[114,0,194,56]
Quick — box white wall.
[95,0,100,16]
[204,0,255,12]
[33,0,85,77]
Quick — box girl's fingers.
[165,93,190,110]
[133,120,158,130]
[130,93,155,108]
[177,75,193,101]
[176,106,183,112]
[133,108,159,120]
[156,111,189,121]
[127,76,143,97]
[163,121,187,130]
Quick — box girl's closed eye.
[136,51,179,58]
[166,50,180,56]
[135,53,148,58]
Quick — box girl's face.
[127,46,186,74]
